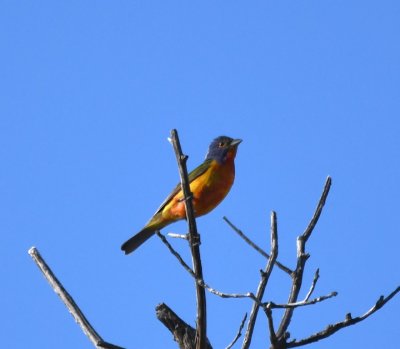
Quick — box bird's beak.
[230,139,242,147]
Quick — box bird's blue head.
[205,136,242,164]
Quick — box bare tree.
[29,129,399,349]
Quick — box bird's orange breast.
[162,158,235,220]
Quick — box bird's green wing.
[153,159,213,215]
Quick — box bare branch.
[223,216,293,275]
[265,303,278,347]
[302,176,332,242]
[156,303,212,349]
[304,269,320,302]
[276,177,332,339]
[287,286,400,348]
[28,247,124,349]
[157,231,256,300]
[167,232,189,240]
[266,291,338,309]
[170,129,207,349]
[242,211,279,349]
[201,284,256,301]
[225,313,248,349]
[157,231,195,276]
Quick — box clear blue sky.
[1,1,399,348]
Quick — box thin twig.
[167,232,189,240]
[266,291,338,309]
[276,177,332,339]
[304,269,320,302]
[170,129,207,349]
[157,232,256,300]
[225,313,248,349]
[28,247,125,349]
[302,176,332,242]
[157,232,195,274]
[286,286,400,348]
[223,216,292,275]
[242,211,278,349]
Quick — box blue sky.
[1,1,399,348]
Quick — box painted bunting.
[121,136,242,254]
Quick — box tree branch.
[156,303,212,349]
[304,269,320,302]
[170,129,207,349]
[276,177,331,339]
[225,313,248,349]
[242,211,278,349]
[157,231,256,301]
[223,216,293,275]
[266,291,338,310]
[265,304,278,348]
[28,247,124,349]
[286,286,400,348]
[302,176,332,242]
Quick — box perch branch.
[242,211,278,349]
[170,129,207,349]
[286,286,400,348]
[28,247,124,349]
[276,176,331,339]
[223,216,292,275]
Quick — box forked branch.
[276,177,332,339]
[242,211,278,349]
[286,286,400,348]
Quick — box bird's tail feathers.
[121,226,156,255]
[121,213,171,255]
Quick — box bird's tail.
[121,212,171,254]
[121,226,156,255]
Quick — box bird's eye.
[218,141,225,147]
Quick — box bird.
[121,136,242,255]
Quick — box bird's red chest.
[169,159,235,219]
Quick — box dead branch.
[223,216,293,275]
[170,129,207,349]
[242,211,278,349]
[304,269,320,302]
[156,303,212,349]
[265,291,338,310]
[28,247,124,349]
[265,304,278,347]
[157,231,256,300]
[225,313,248,349]
[167,232,189,240]
[276,177,332,340]
[286,286,400,348]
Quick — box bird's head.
[205,136,242,164]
